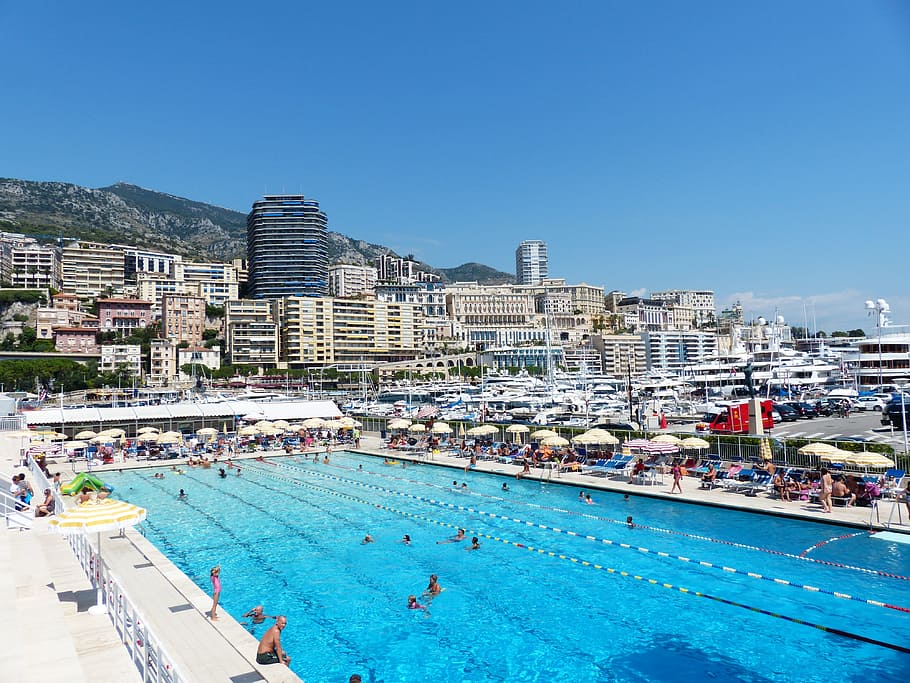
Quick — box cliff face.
[0,178,514,283]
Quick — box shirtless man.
[243,605,274,624]
[256,615,291,666]
[437,529,465,544]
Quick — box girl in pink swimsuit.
[210,565,221,621]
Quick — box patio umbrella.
[650,434,683,445]
[196,427,218,437]
[238,425,260,436]
[272,420,291,430]
[254,420,275,430]
[156,431,183,444]
[798,442,838,456]
[63,440,88,450]
[841,452,895,468]
[680,437,711,450]
[430,422,453,434]
[540,435,570,447]
[572,429,619,445]
[336,417,362,428]
[530,429,558,440]
[32,431,67,442]
[287,423,305,432]
[467,425,498,437]
[505,424,530,434]
[75,430,98,440]
[819,449,851,465]
[408,423,427,433]
[623,439,653,450]
[137,426,159,434]
[388,419,412,430]
[50,499,147,615]
[303,417,327,429]
[97,428,125,438]
[645,441,679,455]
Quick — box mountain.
[0,178,514,283]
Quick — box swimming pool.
[103,453,910,682]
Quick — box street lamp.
[865,298,890,387]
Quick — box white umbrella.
[302,417,327,429]
[798,442,839,456]
[63,440,88,450]
[238,425,260,436]
[680,437,711,450]
[137,426,160,434]
[388,418,412,430]
[50,499,147,614]
[75,430,98,439]
[97,428,125,438]
[540,435,570,447]
[430,422,453,434]
[272,420,291,430]
[196,427,219,437]
[505,424,530,434]
[650,434,683,445]
[467,425,498,436]
[408,423,427,433]
[530,429,558,440]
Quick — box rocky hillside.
[0,178,514,283]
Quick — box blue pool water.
[102,454,910,682]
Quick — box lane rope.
[243,461,910,655]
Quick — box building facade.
[328,264,377,298]
[247,195,328,299]
[161,294,206,344]
[97,298,154,336]
[100,344,143,377]
[225,299,280,367]
[62,242,126,299]
[9,243,61,289]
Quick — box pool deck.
[2,432,907,682]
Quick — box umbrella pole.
[88,531,108,615]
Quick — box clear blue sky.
[4,1,910,333]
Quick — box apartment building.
[593,334,648,376]
[445,283,543,350]
[96,298,153,335]
[100,344,143,377]
[328,263,377,298]
[225,299,279,367]
[161,294,206,344]
[282,296,422,367]
[182,261,239,306]
[651,289,716,328]
[36,307,94,340]
[640,330,718,372]
[148,339,177,387]
[8,243,61,289]
[53,327,99,354]
[62,242,126,299]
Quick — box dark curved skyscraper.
[247,195,328,299]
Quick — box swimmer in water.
[626,516,634,528]
[401,534,411,545]
[585,494,595,505]
[407,594,426,610]
[178,489,187,499]
[467,537,480,551]
[423,574,442,599]
[501,482,509,492]
[437,529,465,544]
[362,534,374,544]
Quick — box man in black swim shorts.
[256,615,291,666]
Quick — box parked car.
[784,401,818,419]
[855,396,885,412]
[772,403,799,422]
[815,397,852,416]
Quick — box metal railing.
[0,486,33,529]
[26,455,187,683]
[0,415,27,431]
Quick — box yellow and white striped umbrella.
[49,499,147,535]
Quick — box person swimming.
[501,482,509,492]
[626,516,634,528]
[178,489,187,499]
[401,534,411,545]
[362,534,374,544]
[467,537,480,551]
[437,529,465,544]
[407,594,426,610]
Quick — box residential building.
[515,240,548,285]
[0,233,37,283]
[374,255,439,284]
[96,298,153,335]
[36,308,94,341]
[161,294,206,344]
[445,283,543,350]
[53,327,99,354]
[9,243,61,289]
[640,330,718,372]
[182,261,239,306]
[148,339,177,387]
[225,299,280,367]
[51,293,82,312]
[247,195,328,299]
[593,334,648,376]
[62,242,126,299]
[282,296,422,367]
[100,344,143,378]
[122,247,181,284]
[616,297,673,332]
[329,264,377,297]
[539,279,606,317]
[136,273,186,312]
[651,289,716,328]
[178,345,221,378]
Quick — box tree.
[205,304,225,318]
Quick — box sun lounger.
[581,458,615,477]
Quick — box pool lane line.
[799,533,866,557]
[244,463,910,656]
[271,460,910,593]
[301,457,910,583]
[246,463,910,616]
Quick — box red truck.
[701,400,774,434]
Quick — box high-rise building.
[247,195,328,299]
[515,240,548,285]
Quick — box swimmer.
[460,482,468,491]
[407,594,426,611]
[466,537,480,551]
[178,489,187,499]
[423,574,442,597]
[236,468,241,476]
[218,468,227,479]
[362,534,374,544]
[578,491,585,501]
[585,494,595,505]
[243,605,276,624]
[401,534,411,545]
[452,480,458,488]
[623,494,630,501]
[437,529,465,544]
[501,482,509,492]
[358,464,363,470]
[626,516,634,528]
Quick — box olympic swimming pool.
[102,453,910,682]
